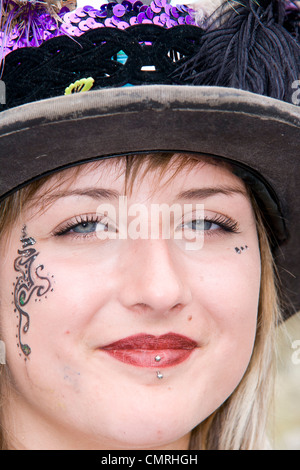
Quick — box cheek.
[0,248,100,365]
[0,254,114,407]
[50,256,116,321]
[20,254,119,362]
[194,244,261,324]
[189,248,260,398]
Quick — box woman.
[0,0,299,450]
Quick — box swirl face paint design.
[13,226,53,359]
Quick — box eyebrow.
[39,185,248,207]
[175,186,248,201]
[41,188,120,204]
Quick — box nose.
[117,239,192,315]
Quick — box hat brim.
[0,85,299,318]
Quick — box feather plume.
[1,1,64,27]
[178,0,300,103]
[0,1,74,45]
[0,0,74,66]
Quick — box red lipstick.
[100,333,197,368]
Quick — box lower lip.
[101,348,194,368]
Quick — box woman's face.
[0,157,261,450]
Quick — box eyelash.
[52,213,240,239]
[52,214,106,238]
[203,214,240,234]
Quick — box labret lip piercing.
[154,355,163,379]
[155,356,163,379]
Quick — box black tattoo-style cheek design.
[13,226,52,359]
[234,245,248,254]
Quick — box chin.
[101,407,200,450]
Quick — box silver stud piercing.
[155,355,161,362]
[156,371,163,379]
[0,340,6,365]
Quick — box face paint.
[234,245,248,254]
[13,225,53,359]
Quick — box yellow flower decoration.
[64,77,95,95]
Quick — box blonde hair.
[0,153,282,450]
[190,195,282,449]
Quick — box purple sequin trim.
[1,0,297,59]
[60,1,196,37]
[0,1,197,58]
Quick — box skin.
[0,158,261,450]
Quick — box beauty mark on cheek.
[12,225,54,360]
[234,245,248,254]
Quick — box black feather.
[178,0,300,103]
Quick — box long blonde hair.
[190,195,282,449]
[0,153,282,450]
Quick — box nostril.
[171,303,183,312]
[136,303,149,310]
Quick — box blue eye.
[53,215,113,237]
[71,221,107,233]
[182,216,239,234]
[71,222,97,233]
[186,220,219,231]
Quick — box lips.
[100,333,197,368]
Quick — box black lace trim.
[1,24,204,110]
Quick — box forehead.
[32,154,247,204]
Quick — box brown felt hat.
[0,84,299,319]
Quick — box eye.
[181,215,239,234]
[52,214,117,238]
[70,221,107,234]
[184,220,220,231]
